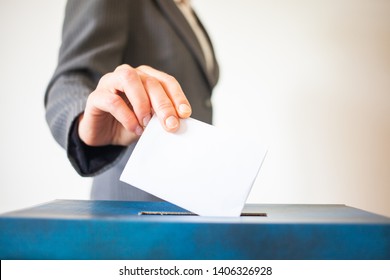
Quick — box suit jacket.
[45,0,219,201]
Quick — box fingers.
[139,74,180,132]
[86,64,191,142]
[85,88,143,136]
[111,64,192,132]
[107,65,152,127]
[138,65,192,119]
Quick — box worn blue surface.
[0,200,389,259]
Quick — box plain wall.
[0,0,389,217]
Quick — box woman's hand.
[78,64,192,146]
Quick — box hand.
[78,64,192,146]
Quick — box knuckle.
[155,101,173,114]
[115,64,132,72]
[98,72,113,86]
[137,65,150,72]
[144,76,159,87]
[132,101,151,120]
[114,65,139,85]
[118,67,138,82]
[164,74,177,85]
[122,117,137,131]
[162,75,183,97]
[104,93,123,109]
[87,89,105,104]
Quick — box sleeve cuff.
[67,117,126,176]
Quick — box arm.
[45,0,191,176]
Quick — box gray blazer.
[45,0,219,201]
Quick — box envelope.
[120,115,267,217]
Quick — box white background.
[0,0,389,217]
[2,260,390,280]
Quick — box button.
[204,98,212,108]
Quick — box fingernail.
[165,116,179,130]
[179,104,191,115]
[135,125,143,136]
[143,114,151,127]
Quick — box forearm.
[45,72,126,176]
[44,0,133,175]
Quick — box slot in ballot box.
[0,199,389,259]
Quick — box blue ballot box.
[0,200,389,260]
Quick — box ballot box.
[0,200,389,260]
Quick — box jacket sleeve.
[44,0,134,176]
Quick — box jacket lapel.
[154,0,219,88]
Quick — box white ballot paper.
[120,115,267,217]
